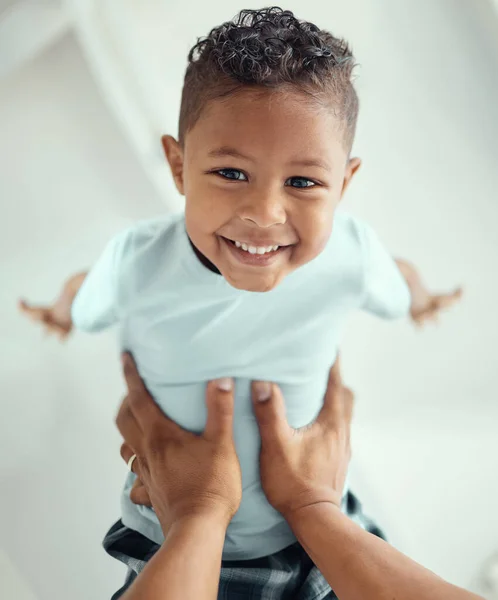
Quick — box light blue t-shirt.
[72,210,410,560]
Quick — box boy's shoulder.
[323,210,373,260]
[332,209,365,238]
[305,210,388,286]
[105,212,186,280]
[117,212,184,249]
[109,212,188,298]
[106,212,185,265]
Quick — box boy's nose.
[238,192,286,228]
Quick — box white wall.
[0,33,164,600]
[0,548,38,600]
[0,1,497,599]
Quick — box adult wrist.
[279,486,343,525]
[284,500,342,535]
[165,510,230,546]
[165,507,232,538]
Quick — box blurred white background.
[1,1,498,599]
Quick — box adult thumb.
[252,382,289,441]
[204,378,235,441]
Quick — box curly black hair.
[179,7,358,149]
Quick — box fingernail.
[215,378,233,392]
[253,381,271,402]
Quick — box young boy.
[20,7,462,598]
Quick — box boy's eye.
[286,177,317,189]
[216,169,248,181]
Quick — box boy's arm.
[19,272,87,340]
[359,221,462,324]
[20,227,131,339]
[395,259,462,326]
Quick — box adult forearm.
[288,503,483,600]
[122,515,226,600]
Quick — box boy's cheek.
[185,186,233,229]
[292,204,336,260]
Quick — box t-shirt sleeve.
[359,222,411,319]
[71,229,131,332]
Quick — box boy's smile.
[219,234,294,268]
[163,88,360,292]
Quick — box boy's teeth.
[233,240,280,254]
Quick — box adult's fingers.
[317,356,347,427]
[121,353,178,436]
[130,478,153,507]
[122,353,149,395]
[204,379,235,442]
[117,398,143,448]
[116,394,144,447]
[252,382,290,442]
[120,444,152,507]
[341,386,355,428]
[120,442,140,475]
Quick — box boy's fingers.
[18,300,45,320]
[252,382,290,441]
[46,321,68,336]
[436,288,463,309]
[59,330,69,342]
[18,298,34,313]
[204,379,235,441]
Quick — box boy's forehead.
[186,89,347,164]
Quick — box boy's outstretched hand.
[18,272,87,340]
[395,259,463,326]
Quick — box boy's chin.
[223,270,284,293]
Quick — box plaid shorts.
[104,491,385,600]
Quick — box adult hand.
[116,354,242,534]
[252,359,353,522]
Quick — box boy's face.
[164,89,360,292]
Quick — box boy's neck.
[188,237,221,275]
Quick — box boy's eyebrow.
[208,147,331,171]
[208,147,255,162]
[288,158,331,171]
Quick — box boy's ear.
[340,157,361,199]
[162,135,185,195]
